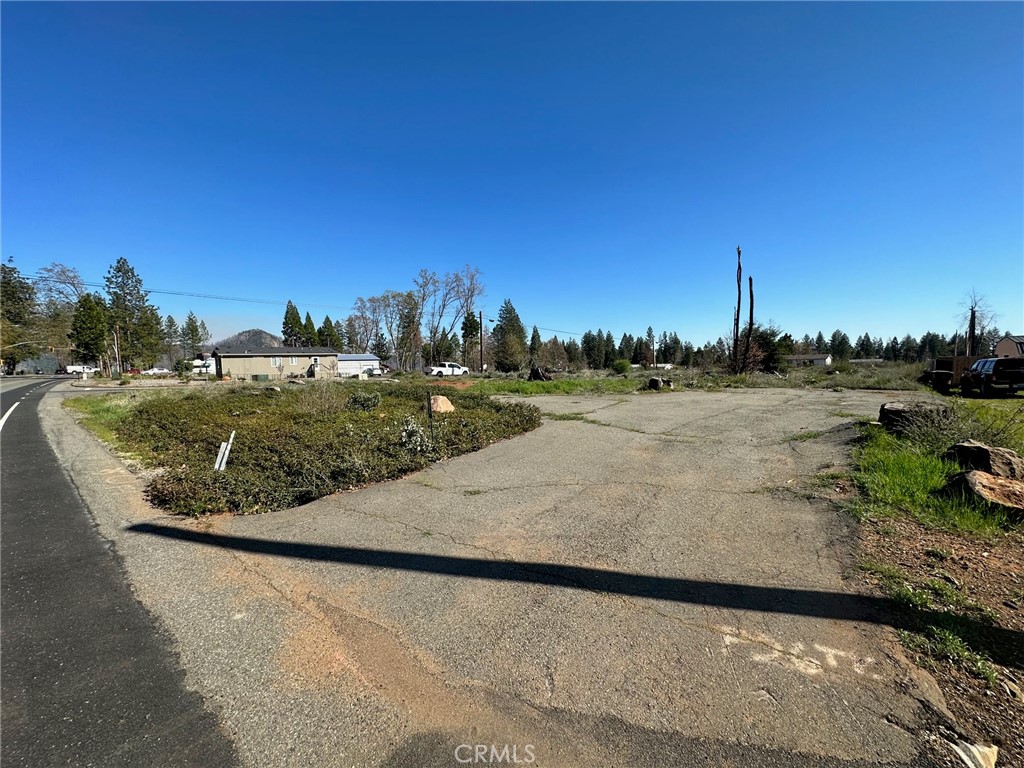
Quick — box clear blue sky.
[3,2,1022,345]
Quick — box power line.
[27,273,584,335]
[24,274,357,313]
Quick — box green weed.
[67,383,541,516]
[853,426,1012,534]
[469,378,640,396]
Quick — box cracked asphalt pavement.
[40,386,949,767]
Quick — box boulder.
[878,401,947,435]
[428,395,455,414]
[944,439,1024,480]
[947,471,1024,517]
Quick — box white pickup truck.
[425,361,469,377]
[64,364,98,374]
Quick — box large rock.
[428,395,455,414]
[878,401,947,435]
[947,471,1024,516]
[944,439,1024,480]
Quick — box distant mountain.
[212,328,283,349]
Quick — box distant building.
[336,354,383,377]
[785,354,833,367]
[213,346,338,381]
[994,335,1024,358]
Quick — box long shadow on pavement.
[129,523,1023,670]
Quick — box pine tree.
[529,326,542,362]
[603,331,616,368]
[69,293,109,365]
[814,331,827,354]
[461,309,480,368]
[333,320,348,352]
[302,313,318,347]
[163,316,180,363]
[830,330,852,360]
[282,301,303,347]
[372,332,390,361]
[564,338,582,369]
[492,299,527,372]
[618,334,631,360]
[182,312,203,360]
[318,314,344,350]
[104,257,157,369]
[580,331,598,368]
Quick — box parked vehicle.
[425,361,470,377]
[920,355,983,393]
[142,367,172,375]
[960,358,1024,397]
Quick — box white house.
[337,353,383,377]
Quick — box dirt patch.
[858,516,1024,764]
[213,548,623,768]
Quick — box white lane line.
[0,402,21,433]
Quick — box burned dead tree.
[731,246,756,374]
[732,246,742,372]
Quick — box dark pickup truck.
[960,357,1024,397]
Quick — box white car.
[142,367,172,375]
[425,362,469,377]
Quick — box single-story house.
[785,354,833,367]
[213,346,339,381]
[337,353,383,377]
[994,335,1024,358]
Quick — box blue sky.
[3,2,1021,345]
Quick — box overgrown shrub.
[88,383,541,516]
[611,359,632,375]
[347,389,382,412]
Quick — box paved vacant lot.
[43,388,946,768]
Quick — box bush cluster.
[112,383,541,516]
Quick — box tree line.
[276,277,1010,376]
[0,258,211,375]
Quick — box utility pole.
[113,323,122,375]
[479,310,484,373]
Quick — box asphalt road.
[38,385,949,768]
[1,378,237,767]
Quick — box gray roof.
[785,353,832,360]
[337,354,381,361]
[213,346,338,356]
[1001,335,1024,343]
